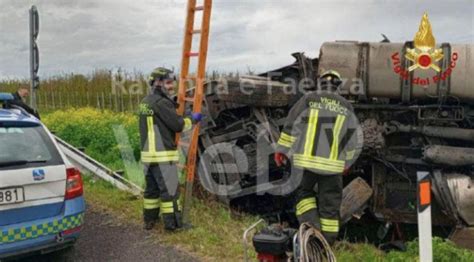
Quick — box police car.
[0,93,85,259]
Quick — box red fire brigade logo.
[391,13,458,87]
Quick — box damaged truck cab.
[190,41,474,247]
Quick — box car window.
[0,124,63,170]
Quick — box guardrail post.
[417,171,433,262]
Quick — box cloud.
[0,0,472,79]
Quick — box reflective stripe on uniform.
[277,139,293,148]
[183,117,192,132]
[142,116,179,163]
[293,160,344,173]
[147,116,156,153]
[141,156,179,163]
[321,218,339,233]
[277,132,296,148]
[330,115,346,160]
[141,151,179,157]
[161,201,174,214]
[293,154,345,173]
[144,198,161,209]
[281,132,296,143]
[296,197,317,216]
[141,150,179,163]
[294,155,345,167]
[304,109,319,156]
[297,109,349,173]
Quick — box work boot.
[143,208,160,220]
[179,222,193,230]
[163,214,177,232]
[143,208,160,231]
[144,221,156,231]
[175,211,183,228]
[162,213,191,231]
[322,232,338,246]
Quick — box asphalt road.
[8,205,199,262]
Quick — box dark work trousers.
[295,169,343,245]
[143,163,182,230]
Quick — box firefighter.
[274,70,360,245]
[8,86,40,119]
[139,67,202,231]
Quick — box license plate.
[0,187,25,205]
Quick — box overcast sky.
[0,0,472,79]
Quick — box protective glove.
[274,152,288,167]
[191,112,203,123]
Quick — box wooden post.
[51,91,55,109]
[43,91,48,109]
[120,93,124,112]
[102,92,105,111]
[114,93,118,112]
[87,90,90,107]
[59,91,63,109]
[36,91,41,110]
[96,93,101,109]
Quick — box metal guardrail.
[54,135,143,197]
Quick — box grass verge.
[83,175,258,261]
[84,174,474,262]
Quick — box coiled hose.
[297,223,336,262]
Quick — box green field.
[42,108,474,261]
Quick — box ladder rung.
[194,6,204,11]
[177,164,187,170]
[184,97,194,102]
[187,52,199,57]
[191,29,202,34]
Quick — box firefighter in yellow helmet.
[139,67,202,231]
[274,70,361,245]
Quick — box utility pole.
[29,5,40,108]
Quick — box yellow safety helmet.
[320,70,341,80]
[319,70,342,89]
[149,67,176,85]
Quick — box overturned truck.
[193,41,474,245]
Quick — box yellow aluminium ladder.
[176,0,212,225]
